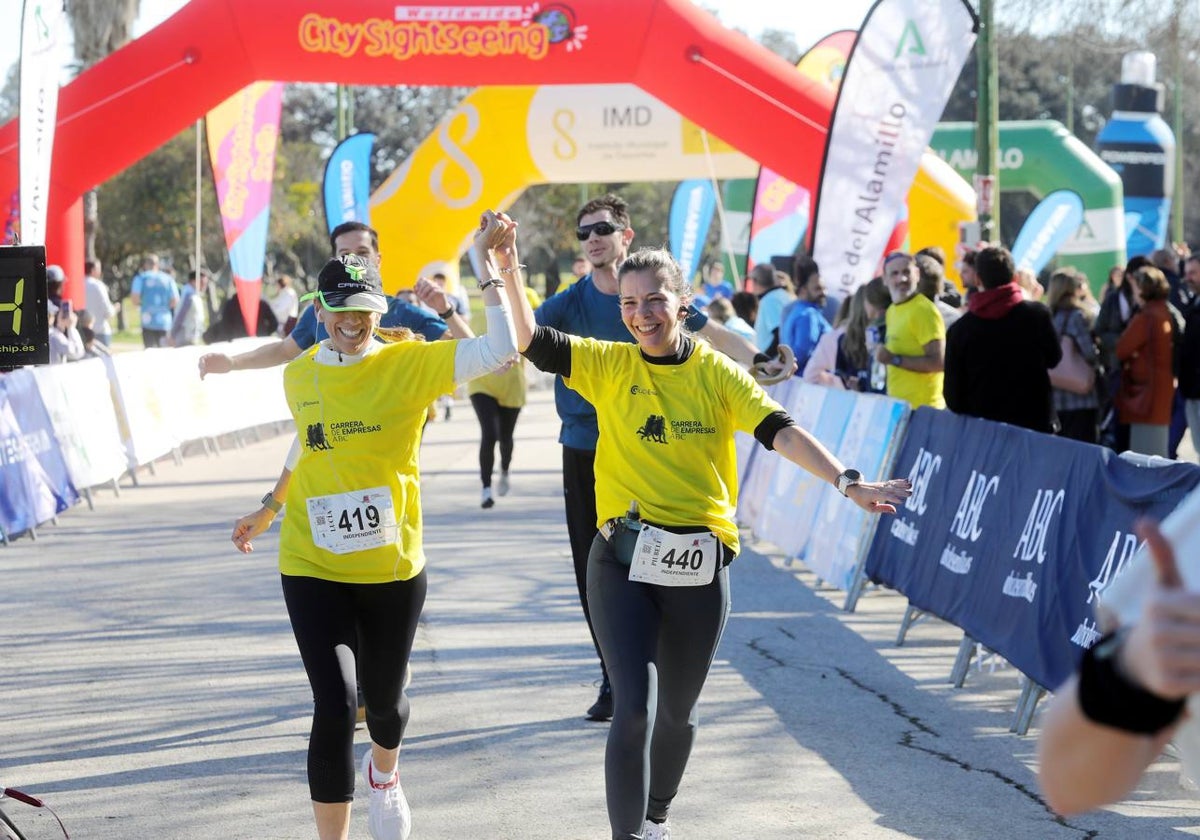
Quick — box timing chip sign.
[0,246,50,367]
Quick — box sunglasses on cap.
[575,221,625,241]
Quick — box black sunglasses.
[575,221,624,241]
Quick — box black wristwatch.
[261,492,283,514]
[835,469,863,496]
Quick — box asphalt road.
[1,387,1196,839]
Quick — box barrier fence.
[10,351,1200,731]
[0,339,289,541]
[737,384,1200,731]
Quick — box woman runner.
[492,212,911,840]
[230,214,517,840]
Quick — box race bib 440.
[628,524,718,587]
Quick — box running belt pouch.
[609,521,731,568]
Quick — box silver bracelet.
[498,264,526,274]
[478,277,506,292]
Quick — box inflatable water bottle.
[1096,51,1175,258]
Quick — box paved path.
[1,388,1196,839]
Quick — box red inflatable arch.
[0,0,836,304]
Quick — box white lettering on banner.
[890,516,920,545]
[1012,489,1065,563]
[1087,530,1141,604]
[940,146,1025,172]
[678,186,705,273]
[0,429,53,466]
[1002,571,1038,603]
[904,446,941,516]
[1100,149,1168,167]
[939,543,972,574]
[339,159,358,220]
[1071,618,1102,649]
[1016,205,1075,271]
[949,470,999,542]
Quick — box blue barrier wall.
[864,407,1200,690]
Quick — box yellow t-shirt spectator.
[885,293,946,409]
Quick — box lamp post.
[976,0,999,242]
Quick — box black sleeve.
[942,322,963,412]
[1041,307,1063,368]
[521,325,572,377]
[754,410,796,451]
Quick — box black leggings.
[469,393,521,487]
[563,446,607,680]
[281,572,426,803]
[586,534,732,839]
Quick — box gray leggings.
[586,533,732,840]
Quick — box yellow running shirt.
[884,293,946,409]
[466,359,527,408]
[279,339,457,583]
[565,337,784,555]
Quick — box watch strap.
[1077,629,1186,734]
[261,492,283,514]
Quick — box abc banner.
[811,0,978,296]
[206,82,284,337]
[865,407,1200,690]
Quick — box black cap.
[304,255,386,313]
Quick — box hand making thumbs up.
[1120,518,1200,701]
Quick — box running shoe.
[642,819,671,840]
[497,470,511,496]
[481,487,495,509]
[361,751,411,840]
[586,677,612,722]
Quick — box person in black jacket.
[1180,255,1200,457]
[943,246,1061,433]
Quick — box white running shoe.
[642,819,671,840]
[497,470,511,496]
[481,486,495,509]
[362,751,411,840]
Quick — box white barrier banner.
[804,392,909,590]
[736,378,803,529]
[18,0,65,246]
[31,358,127,490]
[106,351,181,469]
[810,0,978,296]
[754,383,838,553]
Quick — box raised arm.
[199,336,302,379]
[772,424,911,514]
[412,277,475,339]
[486,213,536,352]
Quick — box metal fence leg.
[843,561,868,613]
[1013,684,1046,736]
[83,487,95,511]
[949,633,976,687]
[896,603,923,646]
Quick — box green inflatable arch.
[930,120,1125,291]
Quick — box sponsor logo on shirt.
[636,414,668,443]
[305,423,334,451]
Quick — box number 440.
[660,548,704,571]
